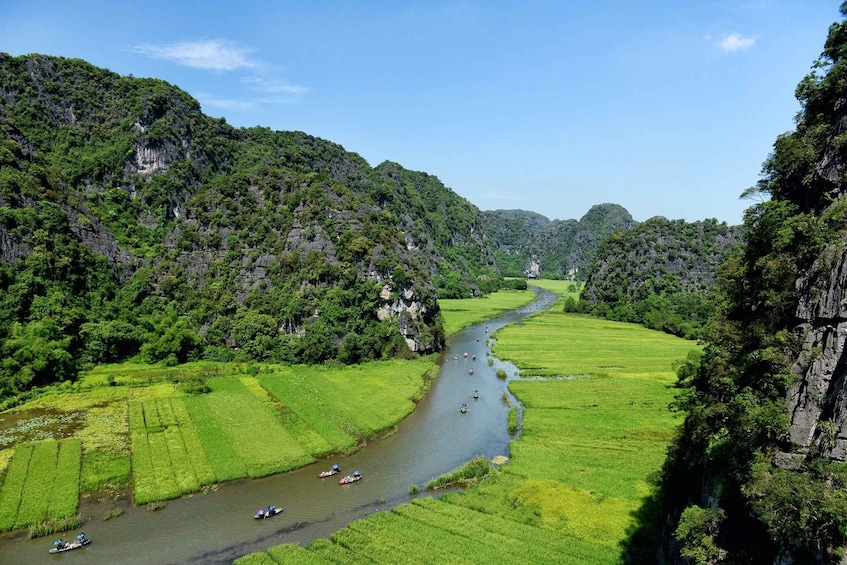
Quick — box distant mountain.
[580,216,741,338]
[0,53,499,394]
[483,203,636,279]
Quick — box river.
[0,289,556,564]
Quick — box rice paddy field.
[0,358,435,532]
[237,280,698,564]
[439,287,537,336]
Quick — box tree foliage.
[0,53,476,399]
[651,6,847,562]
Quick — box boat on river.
[460,403,468,413]
[339,471,362,484]
[49,533,90,553]
[254,505,282,519]
[319,464,340,477]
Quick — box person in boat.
[268,505,276,515]
[473,390,479,398]
[257,508,265,518]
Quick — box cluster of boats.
[316,464,362,484]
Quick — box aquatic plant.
[507,406,519,434]
[424,455,490,490]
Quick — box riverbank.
[0,358,437,534]
[0,288,551,563]
[235,280,697,564]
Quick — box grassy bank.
[0,358,436,531]
[239,280,696,564]
[439,288,537,337]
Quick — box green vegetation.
[0,439,81,533]
[507,406,519,434]
[655,6,847,562]
[438,288,536,336]
[578,217,739,339]
[483,204,635,280]
[424,455,490,490]
[493,311,693,378]
[0,358,435,513]
[243,286,695,563]
[0,54,482,400]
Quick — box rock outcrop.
[788,239,847,460]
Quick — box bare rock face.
[789,239,847,460]
[377,283,438,352]
[524,255,540,279]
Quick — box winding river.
[0,289,556,564]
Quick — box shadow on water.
[0,289,556,565]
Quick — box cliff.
[483,203,635,279]
[582,217,741,338]
[0,53,498,391]
[654,7,847,563]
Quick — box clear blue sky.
[1,1,842,225]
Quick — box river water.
[0,289,555,564]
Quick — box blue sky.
[1,1,842,224]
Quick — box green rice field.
[439,288,537,336]
[238,280,697,564]
[0,438,82,531]
[0,358,436,522]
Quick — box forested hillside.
[579,217,740,339]
[483,203,635,279]
[0,54,498,399]
[654,6,847,563]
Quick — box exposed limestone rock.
[789,240,847,460]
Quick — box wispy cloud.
[130,38,312,110]
[194,93,257,112]
[130,39,257,71]
[712,33,756,53]
[241,76,310,104]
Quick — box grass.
[439,288,537,336]
[493,312,696,377]
[0,357,437,515]
[243,279,696,563]
[507,406,519,434]
[424,455,490,490]
[0,438,82,533]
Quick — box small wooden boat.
[254,505,283,519]
[468,369,474,375]
[460,403,468,413]
[49,533,90,553]
[319,464,340,477]
[473,391,479,399]
[339,471,362,484]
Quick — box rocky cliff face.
[655,9,847,562]
[787,239,847,461]
[483,203,636,279]
[0,53,467,367]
